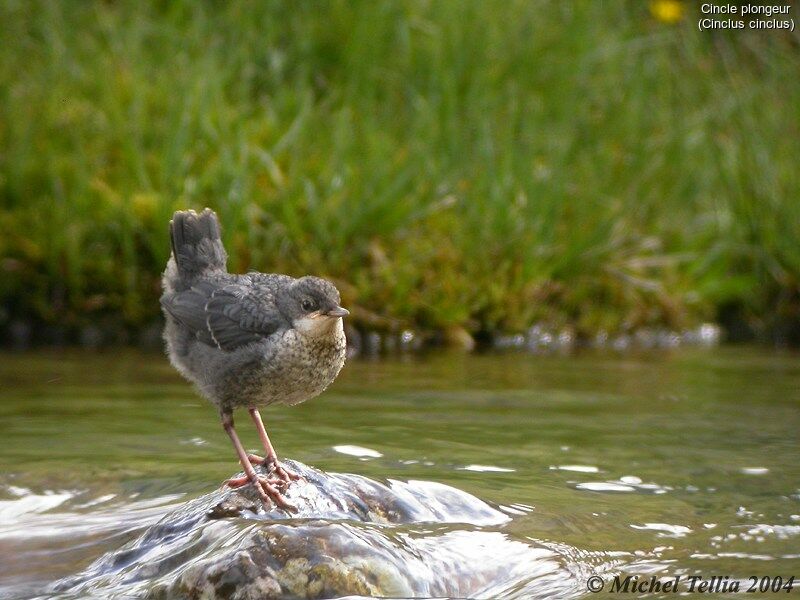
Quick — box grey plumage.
[168,209,228,284]
[160,208,348,509]
[161,209,347,413]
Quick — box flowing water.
[0,347,799,598]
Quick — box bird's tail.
[167,209,228,285]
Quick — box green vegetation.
[1,1,798,344]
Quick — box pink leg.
[225,473,282,489]
[247,453,266,465]
[248,407,301,482]
[221,411,296,512]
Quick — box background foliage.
[1,1,798,344]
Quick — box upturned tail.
[167,208,227,287]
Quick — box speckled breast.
[229,325,347,409]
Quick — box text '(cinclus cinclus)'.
[160,208,348,511]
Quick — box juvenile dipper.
[160,209,348,510]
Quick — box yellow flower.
[650,0,685,24]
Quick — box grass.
[0,0,798,344]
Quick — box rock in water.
[55,461,586,599]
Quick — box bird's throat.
[293,314,343,339]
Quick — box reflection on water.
[0,347,799,598]
[51,460,596,599]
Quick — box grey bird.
[160,208,348,510]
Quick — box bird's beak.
[324,306,349,318]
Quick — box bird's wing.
[160,279,285,351]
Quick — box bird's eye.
[301,298,315,312]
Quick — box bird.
[160,208,348,510]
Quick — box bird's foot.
[224,473,297,513]
[224,474,282,489]
[246,453,266,466]
[245,453,302,484]
[269,459,302,484]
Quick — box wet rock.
[55,461,582,599]
[443,326,475,352]
[363,331,382,356]
[398,329,421,352]
[79,325,105,349]
[7,320,32,350]
[342,323,362,358]
[138,320,165,350]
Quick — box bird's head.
[279,276,349,338]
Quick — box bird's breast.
[247,324,346,406]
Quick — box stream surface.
[0,347,799,598]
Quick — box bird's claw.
[269,460,302,483]
[246,453,266,466]
[224,474,282,489]
[254,476,298,513]
[224,474,297,513]
[245,453,302,484]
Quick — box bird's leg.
[221,411,296,512]
[224,452,282,489]
[247,453,266,465]
[224,473,283,489]
[220,454,276,488]
[248,407,301,483]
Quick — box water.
[1,348,799,598]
